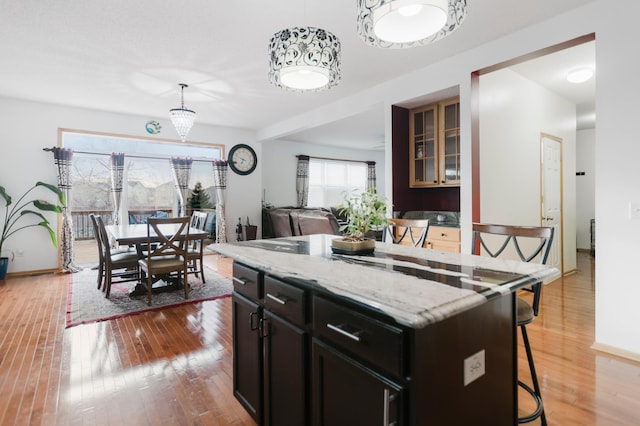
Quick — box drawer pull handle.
[266,293,287,305]
[383,388,390,425]
[249,311,259,331]
[326,323,361,342]
[233,277,248,286]
[383,389,397,426]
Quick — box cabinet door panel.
[410,98,460,187]
[312,339,403,426]
[232,293,263,424]
[263,311,307,426]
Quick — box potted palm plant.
[331,188,389,254]
[0,182,66,280]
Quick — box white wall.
[2,0,638,357]
[0,97,262,274]
[261,139,385,208]
[266,0,639,355]
[479,68,577,273]
[593,1,640,356]
[576,128,595,250]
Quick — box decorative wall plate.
[145,120,162,134]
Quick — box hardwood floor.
[0,252,638,425]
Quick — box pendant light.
[169,83,196,142]
[357,0,468,48]
[268,27,341,92]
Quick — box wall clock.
[228,144,257,175]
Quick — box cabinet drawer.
[233,263,262,301]
[427,240,460,253]
[427,226,460,243]
[264,276,306,327]
[313,296,404,378]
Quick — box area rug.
[66,266,233,328]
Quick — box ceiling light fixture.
[357,0,468,48]
[169,83,196,142]
[268,27,341,91]
[566,67,594,84]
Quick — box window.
[307,159,367,207]
[62,130,222,231]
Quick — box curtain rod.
[296,155,374,165]
[43,147,216,164]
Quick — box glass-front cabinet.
[410,97,460,187]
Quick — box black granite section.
[230,237,525,296]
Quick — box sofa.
[264,207,341,238]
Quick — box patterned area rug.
[66,266,233,328]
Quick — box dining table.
[105,223,209,295]
[105,223,209,247]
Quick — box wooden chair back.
[190,211,208,231]
[383,218,430,247]
[89,214,104,262]
[146,216,191,259]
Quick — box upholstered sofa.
[263,207,341,238]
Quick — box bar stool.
[471,223,554,425]
[383,218,430,247]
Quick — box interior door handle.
[543,216,553,221]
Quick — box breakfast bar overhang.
[211,234,560,425]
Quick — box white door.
[541,134,562,272]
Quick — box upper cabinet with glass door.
[409,97,460,187]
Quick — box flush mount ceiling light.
[357,0,468,48]
[268,27,341,91]
[566,67,594,84]
[169,83,196,142]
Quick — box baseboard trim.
[6,268,60,278]
[591,342,640,363]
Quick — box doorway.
[473,34,595,274]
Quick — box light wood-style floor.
[0,251,638,425]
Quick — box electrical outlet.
[16,249,25,257]
[463,349,485,386]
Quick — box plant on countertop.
[0,182,66,257]
[336,188,389,242]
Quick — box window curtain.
[296,155,310,207]
[212,160,228,243]
[51,147,82,273]
[170,157,193,217]
[109,153,125,225]
[367,161,377,191]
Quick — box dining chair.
[138,216,191,306]
[471,223,554,425]
[383,218,430,247]
[89,213,106,289]
[95,216,140,298]
[187,211,209,283]
[89,213,135,290]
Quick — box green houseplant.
[332,189,389,254]
[0,182,66,279]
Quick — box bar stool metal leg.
[518,324,547,425]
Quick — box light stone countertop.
[209,234,560,328]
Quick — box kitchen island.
[211,234,559,426]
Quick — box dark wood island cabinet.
[214,235,559,426]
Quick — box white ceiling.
[0,1,596,150]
